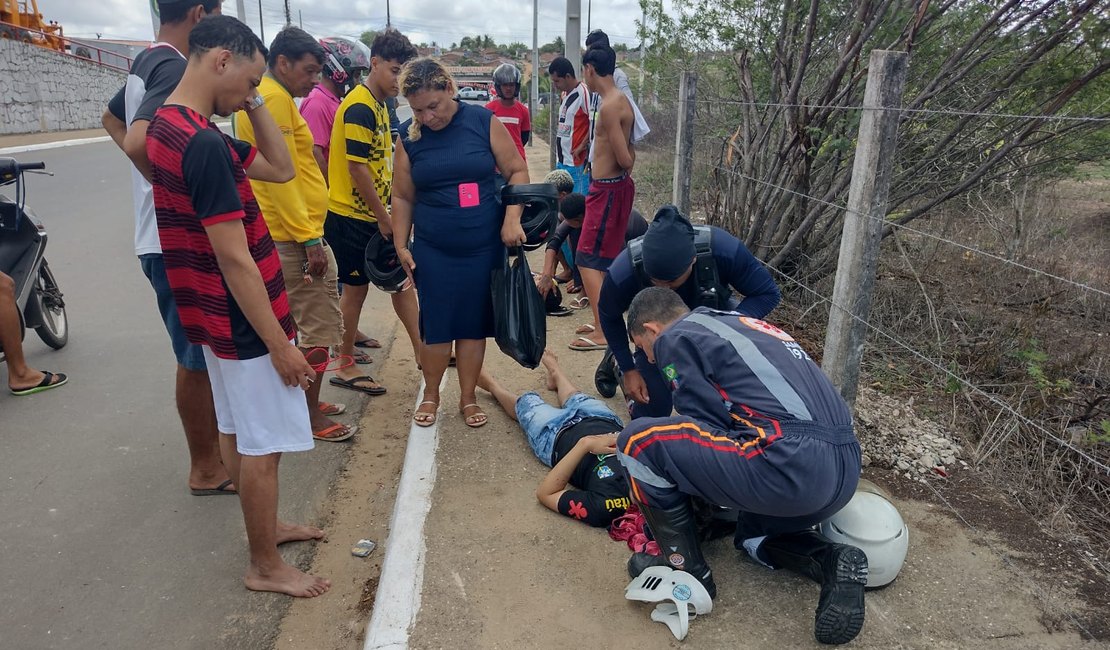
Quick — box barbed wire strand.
[918,478,1098,640]
[686,99,1110,123]
[763,263,1110,475]
[627,139,1110,299]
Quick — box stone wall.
[0,38,126,135]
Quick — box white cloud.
[36,0,653,48]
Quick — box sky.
[35,0,652,49]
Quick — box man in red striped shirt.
[146,15,329,599]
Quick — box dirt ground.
[271,140,1109,649]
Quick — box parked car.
[457,86,489,101]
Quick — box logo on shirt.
[738,316,795,342]
[663,363,679,389]
[604,496,630,512]
[568,500,588,520]
[596,464,614,479]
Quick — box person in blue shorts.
[477,351,631,528]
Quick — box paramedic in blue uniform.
[595,206,780,417]
[617,287,868,646]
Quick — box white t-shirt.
[108,42,186,256]
[556,81,591,166]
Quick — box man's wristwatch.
[245,94,265,112]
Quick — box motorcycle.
[0,157,68,360]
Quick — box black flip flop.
[9,371,68,396]
[329,375,387,396]
[190,479,237,496]
[354,338,382,349]
[547,306,574,317]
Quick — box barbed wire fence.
[623,50,1109,638]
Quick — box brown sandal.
[413,400,439,427]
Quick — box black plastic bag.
[491,248,546,369]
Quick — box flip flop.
[460,403,487,428]
[351,351,373,365]
[354,338,382,349]
[329,375,387,395]
[190,479,237,496]
[569,296,589,310]
[317,401,347,416]
[313,423,357,442]
[566,284,583,294]
[413,400,439,427]
[547,305,573,317]
[575,323,596,334]
[9,371,68,396]
[568,336,607,351]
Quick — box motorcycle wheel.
[33,260,68,350]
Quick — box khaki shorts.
[276,241,344,349]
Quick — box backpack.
[628,226,730,309]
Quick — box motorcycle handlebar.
[20,162,46,171]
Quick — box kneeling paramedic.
[618,287,868,645]
[595,206,780,417]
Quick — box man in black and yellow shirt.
[325,29,421,394]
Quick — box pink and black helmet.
[319,36,372,97]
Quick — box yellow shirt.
[232,76,328,243]
[326,83,392,222]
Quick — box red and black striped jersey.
[147,104,295,360]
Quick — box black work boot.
[594,348,618,398]
[626,500,717,599]
[760,530,868,645]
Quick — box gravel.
[853,386,966,482]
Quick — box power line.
[691,99,1110,124]
[678,153,1110,299]
[764,263,1110,475]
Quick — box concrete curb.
[0,135,112,155]
[362,377,443,650]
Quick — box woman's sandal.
[460,403,487,428]
[413,400,439,427]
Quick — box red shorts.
[577,173,635,271]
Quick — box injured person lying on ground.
[476,350,631,527]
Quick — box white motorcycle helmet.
[819,488,908,588]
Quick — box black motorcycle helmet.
[501,183,559,251]
[363,230,408,293]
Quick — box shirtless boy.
[569,44,635,352]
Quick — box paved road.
[0,141,369,649]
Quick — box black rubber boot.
[594,348,618,398]
[760,530,868,645]
[626,500,717,599]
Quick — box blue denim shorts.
[139,254,206,371]
[515,391,623,466]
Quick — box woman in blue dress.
[391,58,529,428]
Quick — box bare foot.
[244,562,331,598]
[540,350,560,390]
[276,520,326,545]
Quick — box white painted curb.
[363,378,442,650]
[0,135,112,155]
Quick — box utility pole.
[147,0,159,37]
[283,0,291,25]
[565,0,581,76]
[530,0,539,147]
[823,50,909,406]
[298,10,303,28]
[638,6,646,104]
[587,0,591,33]
[235,0,247,23]
[386,0,391,27]
[257,0,265,42]
[672,71,696,215]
